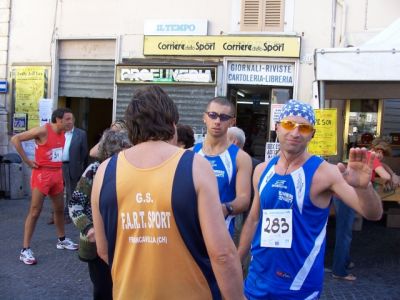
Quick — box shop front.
[315,19,400,221]
[142,34,301,159]
[224,59,297,159]
[55,39,117,150]
[315,19,400,163]
[115,62,218,139]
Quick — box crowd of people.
[11,85,392,299]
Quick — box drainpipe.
[337,0,347,47]
[331,0,337,47]
[0,0,11,154]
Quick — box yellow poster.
[14,66,49,129]
[308,109,337,156]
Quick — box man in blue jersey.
[193,97,253,237]
[238,99,382,299]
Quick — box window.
[240,0,284,32]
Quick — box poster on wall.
[265,142,280,161]
[308,109,337,156]
[39,98,53,126]
[270,104,284,130]
[13,113,28,133]
[13,66,50,130]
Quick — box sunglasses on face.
[278,120,314,134]
[205,111,234,122]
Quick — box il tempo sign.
[144,19,208,36]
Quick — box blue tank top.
[245,155,329,300]
[193,143,239,236]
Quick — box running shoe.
[20,248,37,265]
[56,238,78,250]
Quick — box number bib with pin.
[51,147,63,162]
[261,209,292,248]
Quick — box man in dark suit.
[60,115,88,223]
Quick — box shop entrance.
[228,84,292,160]
[60,97,113,152]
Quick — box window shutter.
[240,0,263,31]
[240,0,284,32]
[263,0,284,31]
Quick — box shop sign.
[116,65,217,85]
[308,109,337,156]
[227,62,294,86]
[144,19,208,36]
[144,36,300,57]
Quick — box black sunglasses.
[205,111,234,122]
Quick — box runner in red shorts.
[11,108,78,265]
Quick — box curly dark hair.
[97,129,132,162]
[177,124,195,149]
[124,86,179,145]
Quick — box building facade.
[1,0,400,161]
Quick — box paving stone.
[1,197,399,299]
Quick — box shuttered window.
[240,0,284,32]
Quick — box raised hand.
[337,148,373,188]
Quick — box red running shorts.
[31,168,64,196]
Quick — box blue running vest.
[245,155,330,300]
[193,143,239,236]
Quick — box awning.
[314,19,400,101]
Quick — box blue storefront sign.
[0,80,8,93]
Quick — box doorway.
[60,97,113,151]
[228,84,292,160]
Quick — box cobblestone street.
[1,197,399,299]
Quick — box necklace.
[280,150,305,175]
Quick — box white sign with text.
[227,62,294,86]
[144,19,208,35]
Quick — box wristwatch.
[225,202,234,216]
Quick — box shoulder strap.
[99,153,118,268]
[193,142,202,153]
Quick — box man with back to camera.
[238,99,383,299]
[11,108,78,265]
[193,97,253,237]
[91,86,245,299]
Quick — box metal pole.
[319,81,325,109]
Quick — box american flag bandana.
[278,99,316,125]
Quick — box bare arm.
[10,126,46,168]
[89,142,100,158]
[381,162,400,187]
[223,149,252,216]
[91,159,110,263]
[374,165,391,181]
[332,148,383,220]
[194,155,245,299]
[237,162,265,263]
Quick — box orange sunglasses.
[278,120,314,134]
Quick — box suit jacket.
[67,127,88,181]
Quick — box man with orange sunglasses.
[238,99,382,299]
